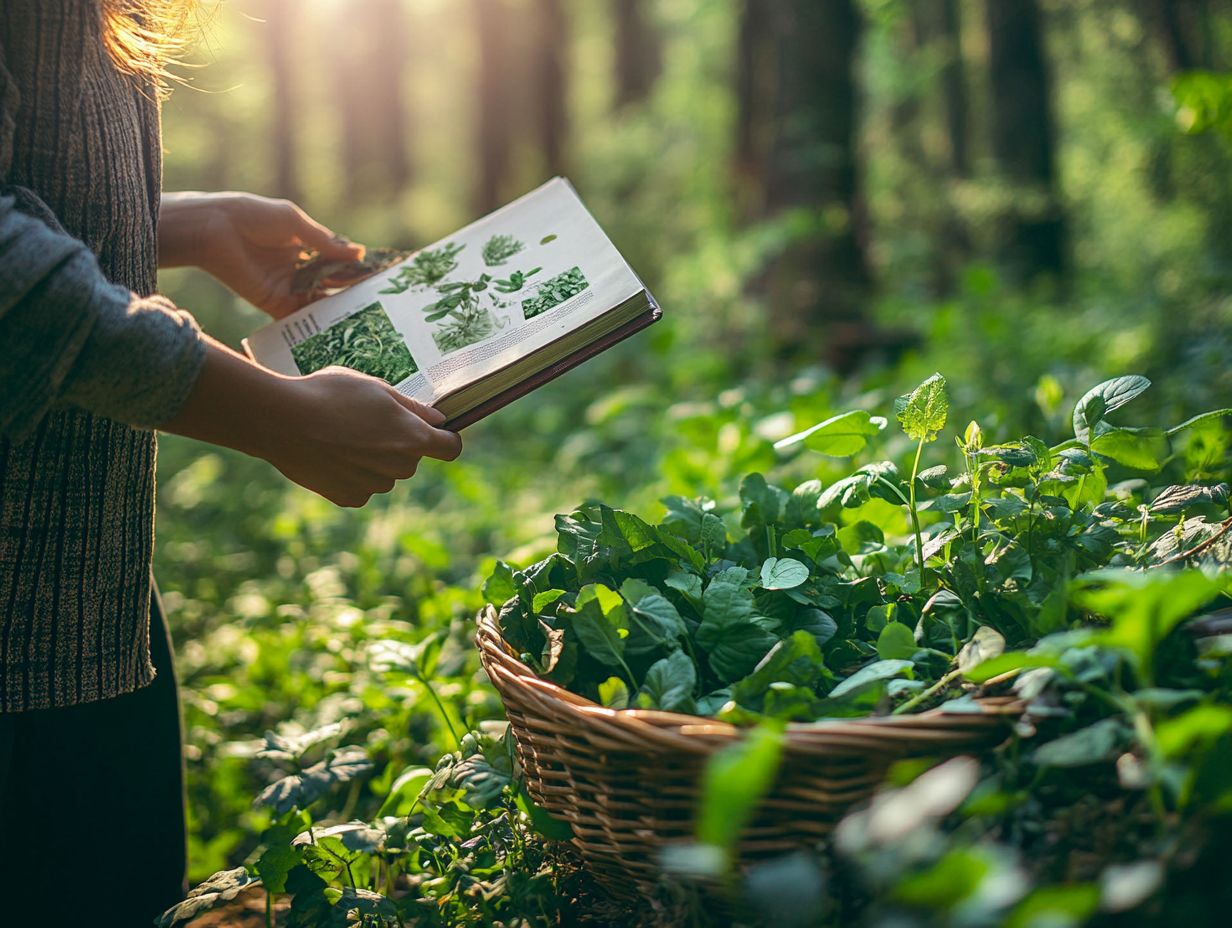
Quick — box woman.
[0,2,461,924]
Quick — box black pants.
[0,588,188,927]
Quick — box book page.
[243,178,643,405]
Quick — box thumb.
[389,389,447,426]
[290,205,366,262]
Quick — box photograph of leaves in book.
[289,301,418,384]
[380,232,579,355]
[522,266,589,319]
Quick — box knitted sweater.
[0,1,205,712]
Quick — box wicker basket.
[477,605,1020,894]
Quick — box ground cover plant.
[290,302,418,384]
[157,371,1231,927]
[521,266,588,319]
[489,374,1231,725]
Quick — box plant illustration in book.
[380,233,552,355]
[290,301,418,384]
[521,265,589,319]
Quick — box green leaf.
[895,373,949,442]
[567,583,629,668]
[774,409,887,456]
[731,631,826,709]
[155,868,258,928]
[378,765,434,816]
[698,577,778,683]
[255,841,299,895]
[760,556,809,590]
[638,650,697,713]
[740,473,786,529]
[621,579,688,654]
[599,676,630,708]
[696,724,784,853]
[877,621,917,660]
[531,588,567,613]
[956,626,1006,674]
[1071,568,1221,681]
[701,512,728,554]
[253,749,373,815]
[1033,717,1125,768]
[1006,883,1101,928]
[482,560,518,605]
[1072,375,1151,444]
[1148,483,1229,514]
[1090,426,1170,471]
[665,570,703,606]
[1167,407,1232,436]
[827,660,916,700]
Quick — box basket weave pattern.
[477,606,1019,891]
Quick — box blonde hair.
[101,1,199,93]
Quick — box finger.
[388,390,447,426]
[287,204,365,261]
[416,424,463,462]
[369,454,420,480]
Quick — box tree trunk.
[937,0,970,176]
[332,0,412,202]
[535,0,569,177]
[474,0,513,213]
[735,0,874,358]
[984,0,1066,280]
[264,0,299,202]
[367,0,412,196]
[613,0,662,109]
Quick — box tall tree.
[474,0,514,213]
[332,0,412,202]
[1147,0,1218,72]
[936,0,971,177]
[613,0,663,110]
[535,0,569,176]
[984,0,1066,279]
[735,0,873,357]
[264,0,299,202]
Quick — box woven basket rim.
[477,605,1022,744]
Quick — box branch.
[1154,515,1232,568]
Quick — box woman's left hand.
[160,192,366,318]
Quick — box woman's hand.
[262,366,463,507]
[160,192,365,318]
[163,336,462,507]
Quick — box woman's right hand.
[261,366,462,507]
[162,336,462,507]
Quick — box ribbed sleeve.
[1,1,190,712]
[0,195,206,440]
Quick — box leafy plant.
[481,234,525,267]
[521,266,589,318]
[290,302,418,384]
[380,243,466,295]
[488,374,1230,729]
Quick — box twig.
[1154,515,1232,568]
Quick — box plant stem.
[416,673,463,750]
[909,437,928,591]
[892,669,959,715]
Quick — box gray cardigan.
[0,1,206,712]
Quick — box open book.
[243,178,661,430]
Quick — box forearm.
[158,191,234,269]
[160,334,297,460]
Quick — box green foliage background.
[149,0,1232,922]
